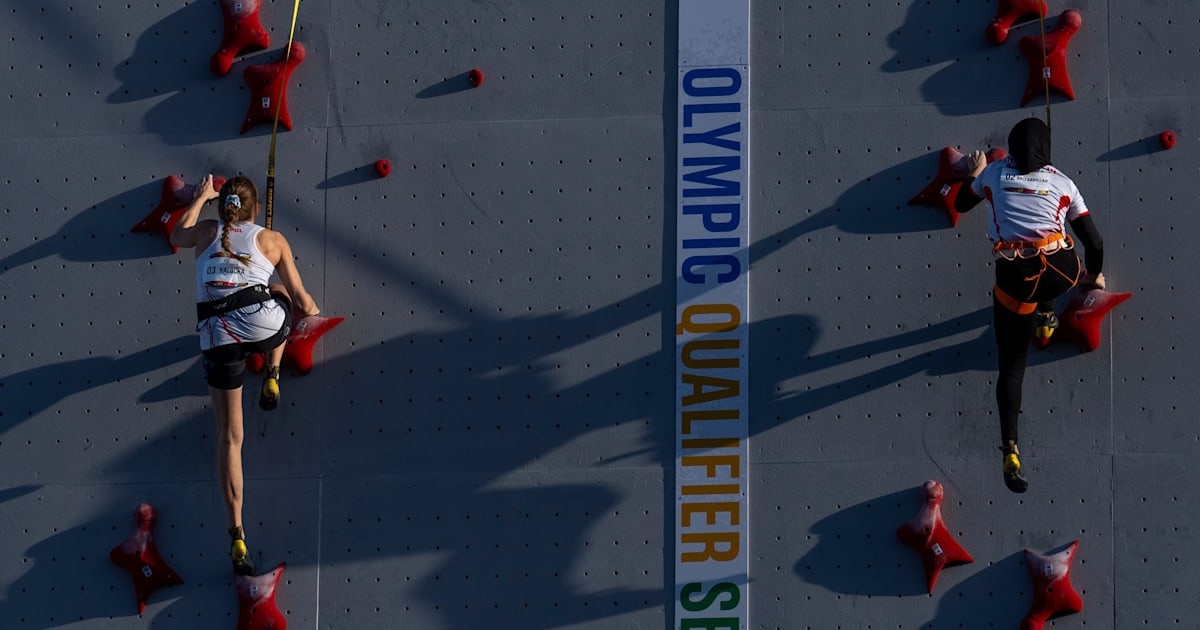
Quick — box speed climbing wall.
[0,1,1197,628]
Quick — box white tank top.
[196,222,286,349]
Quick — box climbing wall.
[0,0,1196,629]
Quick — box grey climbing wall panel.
[1,0,1198,628]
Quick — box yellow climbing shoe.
[1001,442,1028,494]
[1034,310,1058,340]
[259,366,280,411]
[230,528,255,576]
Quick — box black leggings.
[993,248,1081,445]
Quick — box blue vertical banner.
[675,1,750,629]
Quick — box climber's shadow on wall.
[921,549,1029,628]
[794,489,928,597]
[751,309,993,432]
[881,1,1034,115]
[412,485,663,627]
[108,2,247,146]
[0,336,202,440]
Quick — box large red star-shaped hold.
[908,147,1007,227]
[895,480,974,593]
[1022,541,1083,630]
[236,563,287,630]
[986,0,1047,45]
[1019,10,1082,106]
[211,0,270,76]
[246,314,344,375]
[109,503,184,614]
[131,175,228,253]
[241,42,307,135]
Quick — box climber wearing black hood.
[954,117,1105,494]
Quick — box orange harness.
[992,232,1068,257]
[992,233,1079,314]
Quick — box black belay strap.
[196,284,272,323]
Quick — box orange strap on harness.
[993,285,1038,315]
[992,232,1065,254]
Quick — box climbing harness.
[196,284,274,324]
[992,232,1070,259]
[264,0,302,230]
[992,233,1079,314]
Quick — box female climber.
[170,174,319,574]
[954,118,1105,494]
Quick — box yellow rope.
[265,0,301,230]
[1038,4,1051,133]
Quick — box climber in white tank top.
[195,220,287,350]
[169,174,320,576]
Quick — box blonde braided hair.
[217,176,258,265]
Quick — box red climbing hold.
[132,175,228,253]
[908,146,1007,227]
[1021,541,1083,630]
[236,563,287,630]
[895,480,974,593]
[375,159,392,178]
[211,0,270,76]
[1159,130,1177,150]
[246,314,344,376]
[1019,10,1082,106]
[241,42,307,134]
[109,503,184,614]
[283,314,343,374]
[1054,287,1132,352]
[986,0,1047,45]
[469,68,485,87]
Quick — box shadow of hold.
[750,154,955,268]
[1096,135,1165,162]
[921,549,1030,628]
[794,489,929,597]
[0,485,40,506]
[317,164,380,190]
[0,181,175,276]
[0,513,141,629]
[416,72,475,99]
[108,2,247,146]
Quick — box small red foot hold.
[1019,10,1082,106]
[241,42,307,135]
[246,314,344,376]
[109,503,184,614]
[1159,130,1177,150]
[375,159,392,178]
[987,0,1047,45]
[895,480,974,593]
[469,68,485,87]
[908,147,1007,227]
[132,175,228,253]
[236,563,287,630]
[1022,541,1083,630]
[211,0,270,76]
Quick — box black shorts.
[201,295,292,390]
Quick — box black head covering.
[1008,117,1052,173]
